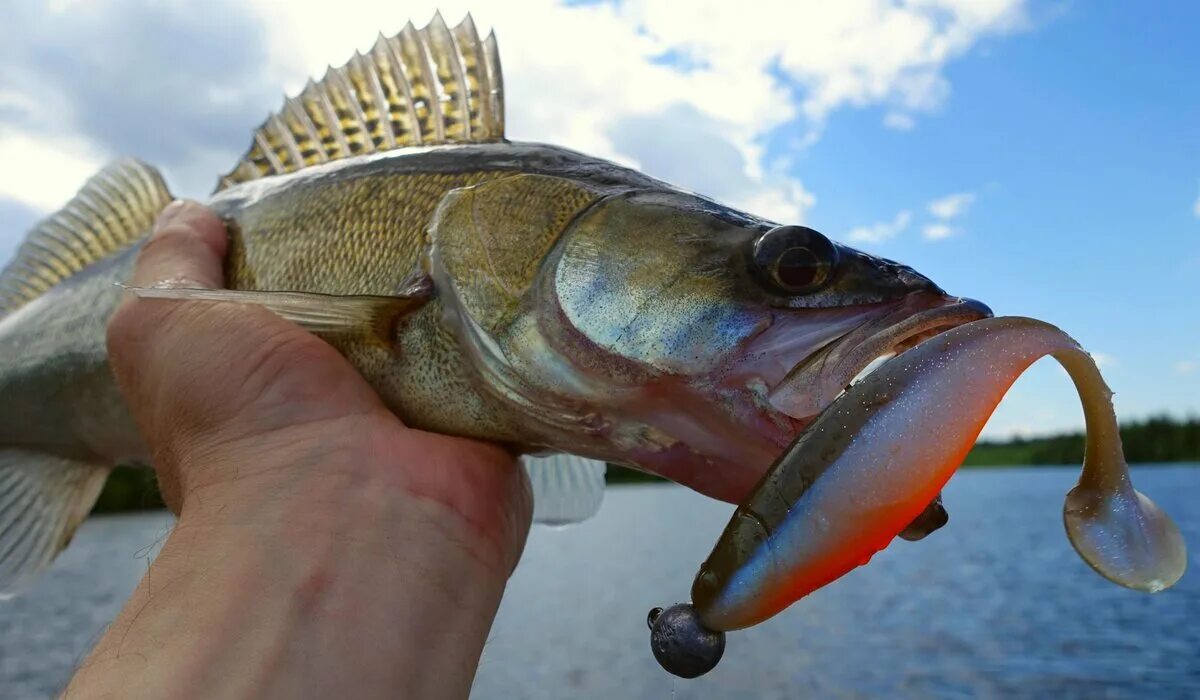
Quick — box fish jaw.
[611,293,993,504]
[763,295,995,421]
[537,290,993,504]
[445,247,989,505]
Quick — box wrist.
[72,446,517,699]
[69,418,532,699]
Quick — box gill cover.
[428,174,617,523]
[550,192,772,375]
[427,172,616,415]
[430,173,602,339]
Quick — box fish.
[0,13,990,593]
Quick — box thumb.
[127,199,228,289]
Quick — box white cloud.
[1176,361,1197,376]
[922,223,955,240]
[1090,352,1117,369]
[248,0,1027,222]
[0,0,291,203]
[921,190,977,241]
[883,112,916,131]
[0,128,105,212]
[0,0,1029,240]
[927,191,977,220]
[848,210,912,245]
[736,178,816,226]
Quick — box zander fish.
[0,14,990,591]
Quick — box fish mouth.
[766,294,995,422]
[633,293,993,504]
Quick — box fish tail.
[0,158,172,593]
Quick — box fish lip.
[864,295,994,360]
[766,293,994,420]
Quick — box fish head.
[431,176,990,503]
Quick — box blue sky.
[788,3,1200,435]
[0,0,1196,437]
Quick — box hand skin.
[64,201,533,699]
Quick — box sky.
[0,0,1196,438]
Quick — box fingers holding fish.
[106,205,391,510]
[103,201,533,571]
[106,197,243,455]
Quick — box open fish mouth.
[765,294,995,423]
[687,315,1186,635]
[642,293,994,504]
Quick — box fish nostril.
[959,297,994,318]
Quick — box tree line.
[963,414,1199,466]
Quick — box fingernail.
[154,200,189,231]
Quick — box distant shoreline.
[964,415,1197,467]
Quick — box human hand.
[68,200,532,699]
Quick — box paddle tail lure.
[648,316,1187,677]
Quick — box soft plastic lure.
[649,316,1187,676]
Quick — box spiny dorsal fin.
[0,159,172,315]
[216,12,504,192]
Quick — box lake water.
[2,466,1197,699]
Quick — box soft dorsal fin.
[0,158,172,315]
[216,12,504,191]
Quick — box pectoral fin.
[522,453,607,526]
[125,276,431,343]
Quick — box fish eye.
[752,225,839,294]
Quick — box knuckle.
[106,295,221,375]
